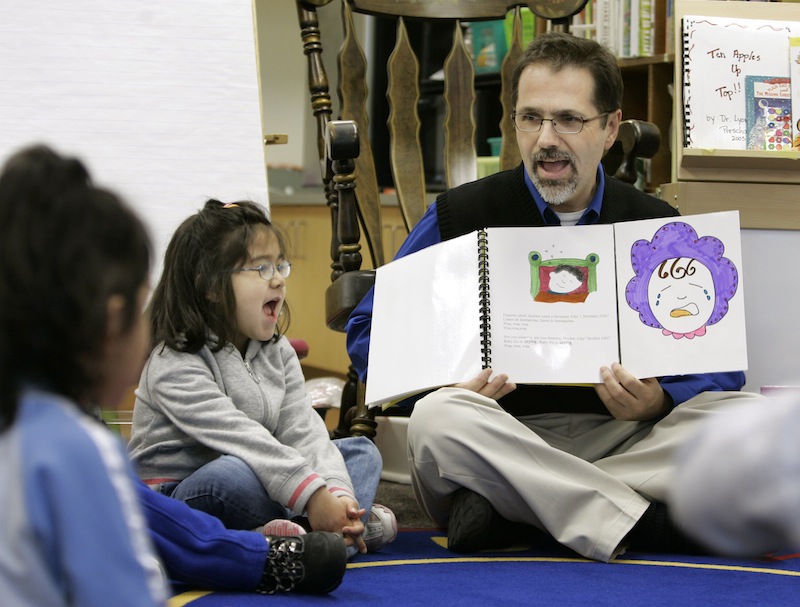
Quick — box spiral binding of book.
[681,22,692,148]
[477,229,491,369]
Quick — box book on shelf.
[588,0,669,57]
[681,14,800,150]
[570,2,595,40]
[639,0,655,57]
[365,212,747,408]
[744,76,792,151]
[619,0,637,58]
[664,0,674,55]
[593,0,614,51]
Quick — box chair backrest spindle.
[442,21,478,189]
[339,1,385,267]
[385,18,426,231]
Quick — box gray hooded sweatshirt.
[128,336,354,514]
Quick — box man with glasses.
[346,32,745,562]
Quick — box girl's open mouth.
[264,298,280,319]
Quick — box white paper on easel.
[0,1,268,282]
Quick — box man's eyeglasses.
[511,112,609,134]
[232,260,292,281]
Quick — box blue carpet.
[168,531,800,606]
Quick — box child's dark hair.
[148,198,290,353]
[0,145,152,429]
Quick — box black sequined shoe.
[258,531,347,594]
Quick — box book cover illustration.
[681,15,798,149]
[744,76,792,151]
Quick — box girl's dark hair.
[0,145,152,429]
[511,31,624,118]
[148,198,289,353]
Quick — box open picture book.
[365,211,747,408]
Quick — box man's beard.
[529,149,578,206]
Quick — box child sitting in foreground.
[128,199,396,555]
[0,144,169,606]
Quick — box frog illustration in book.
[528,252,599,303]
[625,221,739,339]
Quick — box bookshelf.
[617,53,674,192]
[663,0,800,230]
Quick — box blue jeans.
[158,437,382,531]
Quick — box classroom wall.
[740,229,800,393]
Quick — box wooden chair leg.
[350,380,377,439]
[330,366,377,440]
[331,365,359,439]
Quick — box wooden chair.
[296,0,661,439]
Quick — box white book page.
[365,232,483,407]
[487,225,620,384]
[615,211,747,378]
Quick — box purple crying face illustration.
[625,222,739,339]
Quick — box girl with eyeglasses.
[128,199,394,557]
